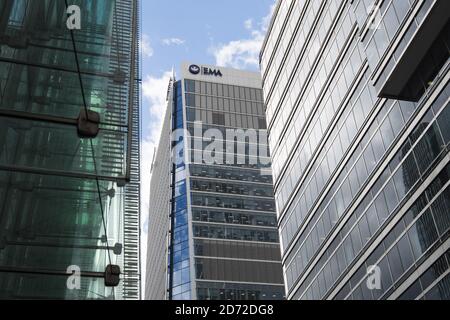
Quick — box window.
[185,79,196,92]
[212,112,225,126]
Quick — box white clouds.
[140,71,173,293]
[244,18,253,30]
[142,71,173,120]
[141,34,154,58]
[162,38,186,46]
[212,35,264,70]
[211,2,276,70]
[141,35,186,60]
[261,3,276,32]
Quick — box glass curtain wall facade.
[0,0,141,299]
[260,0,450,300]
[149,63,285,300]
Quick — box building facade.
[145,77,173,300]
[261,0,450,300]
[0,0,141,299]
[146,63,285,300]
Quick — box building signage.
[189,64,223,77]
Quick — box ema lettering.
[189,64,223,77]
[202,67,223,77]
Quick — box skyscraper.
[260,0,450,300]
[145,63,285,300]
[0,0,141,299]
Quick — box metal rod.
[4,240,115,252]
[0,109,77,126]
[0,266,105,278]
[0,164,127,184]
[0,56,114,80]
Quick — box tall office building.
[0,0,141,299]
[145,80,172,300]
[261,0,450,300]
[145,63,285,300]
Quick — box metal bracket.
[106,188,116,198]
[100,235,108,243]
[77,110,100,138]
[117,180,127,187]
[105,264,121,287]
[113,243,123,255]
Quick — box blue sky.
[139,0,276,285]
[141,0,274,76]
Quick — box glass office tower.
[146,63,285,300]
[260,0,450,300]
[0,0,141,299]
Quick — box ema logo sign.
[189,64,201,75]
[189,64,223,77]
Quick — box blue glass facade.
[169,81,192,300]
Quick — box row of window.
[192,208,277,228]
[262,0,309,97]
[419,273,450,300]
[193,224,279,243]
[185,107,267,130]
[189,164,273,184]
[194,238,281,261]
[188,138,270,161]
[335,161,450,298]
[399,250,450,300]
[191,194,275,212]
[276,67,374,229]
[352,0,376,29]
[195,258,283,284]
[265,0,336,124]
[359,0,415,75]
[284,81,450,275]
[172,283,191,301]
[189,150,271,170]
[170,81,191,300]
[187,122,267,139]
[290,100,450,299]
[261,0,298,80]
[279,71,381,250]
[172,82,184,129]
[344,184,450,300]
[184,80,263,102]
[266,0,349,142]
[190,178,274,198]
[283,96,418,271]
[270,19,364,189]
[185,93,265,117]
[196,282,285,300]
